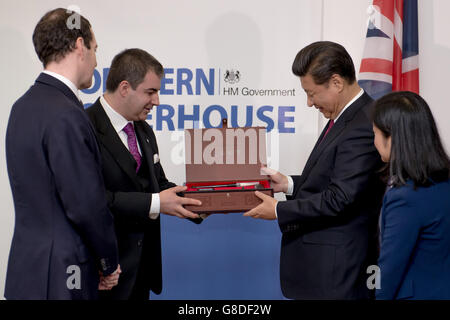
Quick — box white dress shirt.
[43,70,80,102]
[99,96,160,219]
[277,89,365,218]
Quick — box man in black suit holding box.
[245,41,384,299]
[86,49,202,300]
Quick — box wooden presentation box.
[182,120,274,214]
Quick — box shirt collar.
[334,88,364,123]
[99,95,132,134]
[42,70,80,101]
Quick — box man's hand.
[243,191,278,220]
[160,186,202,219]
[261,167,289,193]
[99,264,121,291]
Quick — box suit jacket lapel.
[135,121,159,192]
[301,119,346,177]
[88,99,141,189]
[36,73,83,109]
[298,92,372,185]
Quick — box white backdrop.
[1,0,449,298]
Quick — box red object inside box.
[185,180,270,192]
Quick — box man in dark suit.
[5,8,120,300]
[245,41,385,299]
[86,49,202,300]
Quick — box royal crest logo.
[224,69,241,84]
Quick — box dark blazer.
[277,92,385,299]
[5,73,118,300]
[376,179,450,300]
[86,98,176,299]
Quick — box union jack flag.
[358,0,419,99]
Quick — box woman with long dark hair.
[373,91,450,299]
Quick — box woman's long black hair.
[373,91,450,188]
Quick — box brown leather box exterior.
[182,122,273,214]
[183,189,273,214]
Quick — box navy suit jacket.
[5,73,118,300]
[277,92,385,299]
[376,178,450,300]
[86,98,176,299]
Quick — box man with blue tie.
[5,8,120,299]
[245,41,385,299]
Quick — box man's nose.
[307,97,314,107]
[152,93,160,106]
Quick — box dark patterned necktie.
[320,119,335,143]
[123,122,142,172]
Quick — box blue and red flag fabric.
[358,0,419,100]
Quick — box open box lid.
[184,120,269,183]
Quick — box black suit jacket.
[277,92,385,299]
[86,98,178,299]
[5,73,118,300]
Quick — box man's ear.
[74,37,85,56]
[118,80,130,97]
[330,74,344,92]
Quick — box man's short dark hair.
[32,8,93,67]
[106,48,164,92]
[292,41,356,85]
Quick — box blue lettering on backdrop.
[278,106,296,133]
[231,105,253,127]
[195,68,214,95]
[178,105,200,129]
[160,68,174,95]
[177,68,193,95]
[161,68,215,96]
[147,104,295,133]
[202,105,228,128]
[81,68,296,133]
[82,68,110,94]
[257,106,275,132]
[82,69,101,94]
[156,104,175,131]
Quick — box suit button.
[100,258,108,271]
[137,240,143,247]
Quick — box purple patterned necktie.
[123,122,142,172]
